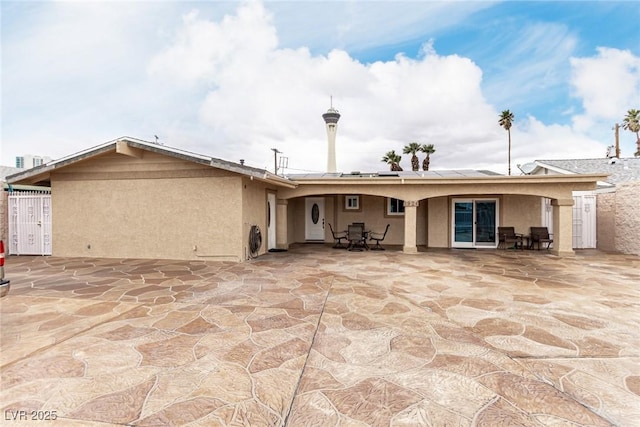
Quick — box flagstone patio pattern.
[1,246,639,426]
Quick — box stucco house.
[527,157,640,255]
[6,137,607,261]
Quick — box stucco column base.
[550,249,575,256]
[403,246,419,254]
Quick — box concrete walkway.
[1,246,639,426]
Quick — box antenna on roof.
[154,135,159,144]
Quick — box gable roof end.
[5,137,297,188]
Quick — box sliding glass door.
[452,199,498,248]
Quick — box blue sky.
[2,0,639,174]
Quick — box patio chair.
[369,224,390,250]
[530,227,553,250]
[347,224,367,251]
[329,223,348,249]
[498,226,524,250]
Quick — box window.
[33,157,44,167]
[387,198,405,216]
[16,157,24,168]
[345,195,360,210]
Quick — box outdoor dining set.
[329,223,390,251]
[498,226,554,250]
[330,224,553,252]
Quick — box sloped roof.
[0,166,21,181]
[534,158,640,184]
[6,137,296,188]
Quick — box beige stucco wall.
[425,195,542,248]
[290,198,305,243]
[50,151,247,261]
[241,177,276,259]
[614,183,640,255]
[427,197,449,247]
[334,195,415,246]
[596,192,616,252]
[501,195,543,234]
[287,193,544,248]
[288,194,427,246]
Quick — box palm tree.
[622,109,640,156]
[381,150,403,171]
[498,110,515,175]
[420,143,436,171]
[403,142,421,171]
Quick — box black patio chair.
[347,224,367,251]
[328,223,348,249]
[530,227,553,250]
[369,224,390,250]
[498,226,524,250]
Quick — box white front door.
[451,198,498,248]
[267,193,277,250]
[305,197,325,241]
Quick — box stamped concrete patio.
[1,245,639,426]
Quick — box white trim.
[387,198,405,216]
[345,195,360,210]
[451,198,499,249]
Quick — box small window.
[345,195,360,210]
[387,198,405,216]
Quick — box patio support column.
[551,198,574,256]
[276,199,289,250]
[403,200,419,253]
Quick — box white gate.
[542,194,596,249]
[8,191,52,255]
[572,193,596,249]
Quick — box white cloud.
[149,4,502,173]
[570,47,640,156]
[3,1,638,174]
[571,47,640,121]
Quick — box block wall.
[614,183,640,255]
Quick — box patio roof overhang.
[280,173,609,201]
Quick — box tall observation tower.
[322,99,341,173]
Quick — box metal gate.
[8,191,52,255]
[572,193,596,249]
[542,194,596,249]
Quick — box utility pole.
[271,148,281,175]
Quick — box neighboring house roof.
[6,136,296,188]
[0,166,21,181]
[533,158,640,185]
